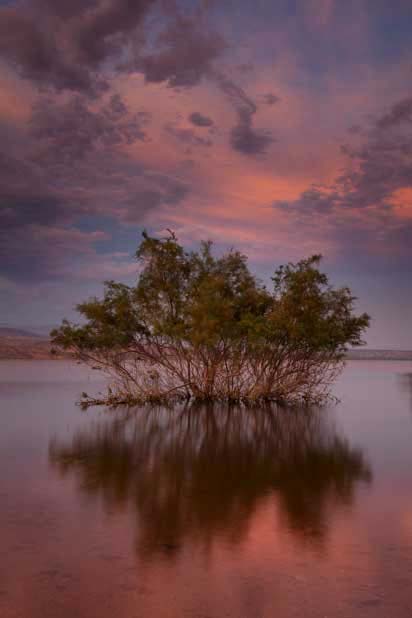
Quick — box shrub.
[51,231,370,405]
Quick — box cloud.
[0,4,107,94]
[230,109,274,156]
[262,93,280,106]
[276,187,335,216]
[376,97,412,130]
[0,0,222,284]
[0,0,226,95]
[165,124,213,148]
[272,95,412,266]
[189,112,214,127]
[0,93,188,281]
[236,63,254,74]
[139,14,226,88]
[30,94,148,164]
[338,100,412,211]
[73,0,154,68]
[214,73,274,155]
[0,223,108,281]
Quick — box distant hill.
[346,349,412,361]
[0,331,71,360]
[0,327,42,338]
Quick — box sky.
[0,0,411,346]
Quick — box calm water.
[0,361,411,617]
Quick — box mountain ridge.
[0,327,43,338]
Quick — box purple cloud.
[0,93,188,281]
[139,14,226,88]
[0,0,226,95]
[273,96,412,267]
[189,112,214,127]
[214,73,275,156]
[262,93,280,106]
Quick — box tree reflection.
[399,372,412,411]
[49,404,371,558]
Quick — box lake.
[0,360,411,617]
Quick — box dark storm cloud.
[276,187,336,216]
[0,94,188,281]
[189,112,214,127]
[0,124,68,231]
[165,124,213,148]
[376,96,412,130]
[338,98,412,211]
[0,224,108,281]
[0,0,154,94]
[273,96,412,266]
[230,108,274,156]
[0,1,222,283]
[30,95,148,164]
[278,95,412,214]
[139,14,226,88]
[0,191,65,230]
[119,173,189,224]
[0,5,99,93]
[73,0,154,68]
[0,0,226,95]
[213,73,274,155]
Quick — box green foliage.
[51,231,370,404]
[51,281,145,351]
[268,255,370,355]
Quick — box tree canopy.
[52,231,370,405]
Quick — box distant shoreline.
[345,349,412,361]
[1,334,412,362]
[0,336,71,360]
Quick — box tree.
[51,231,370,405]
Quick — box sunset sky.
[0,0,411,346]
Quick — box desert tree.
[51,231,370,405]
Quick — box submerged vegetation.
[51,231,369,406]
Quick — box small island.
[51,231,369,407]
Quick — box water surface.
[1,361,411,617]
